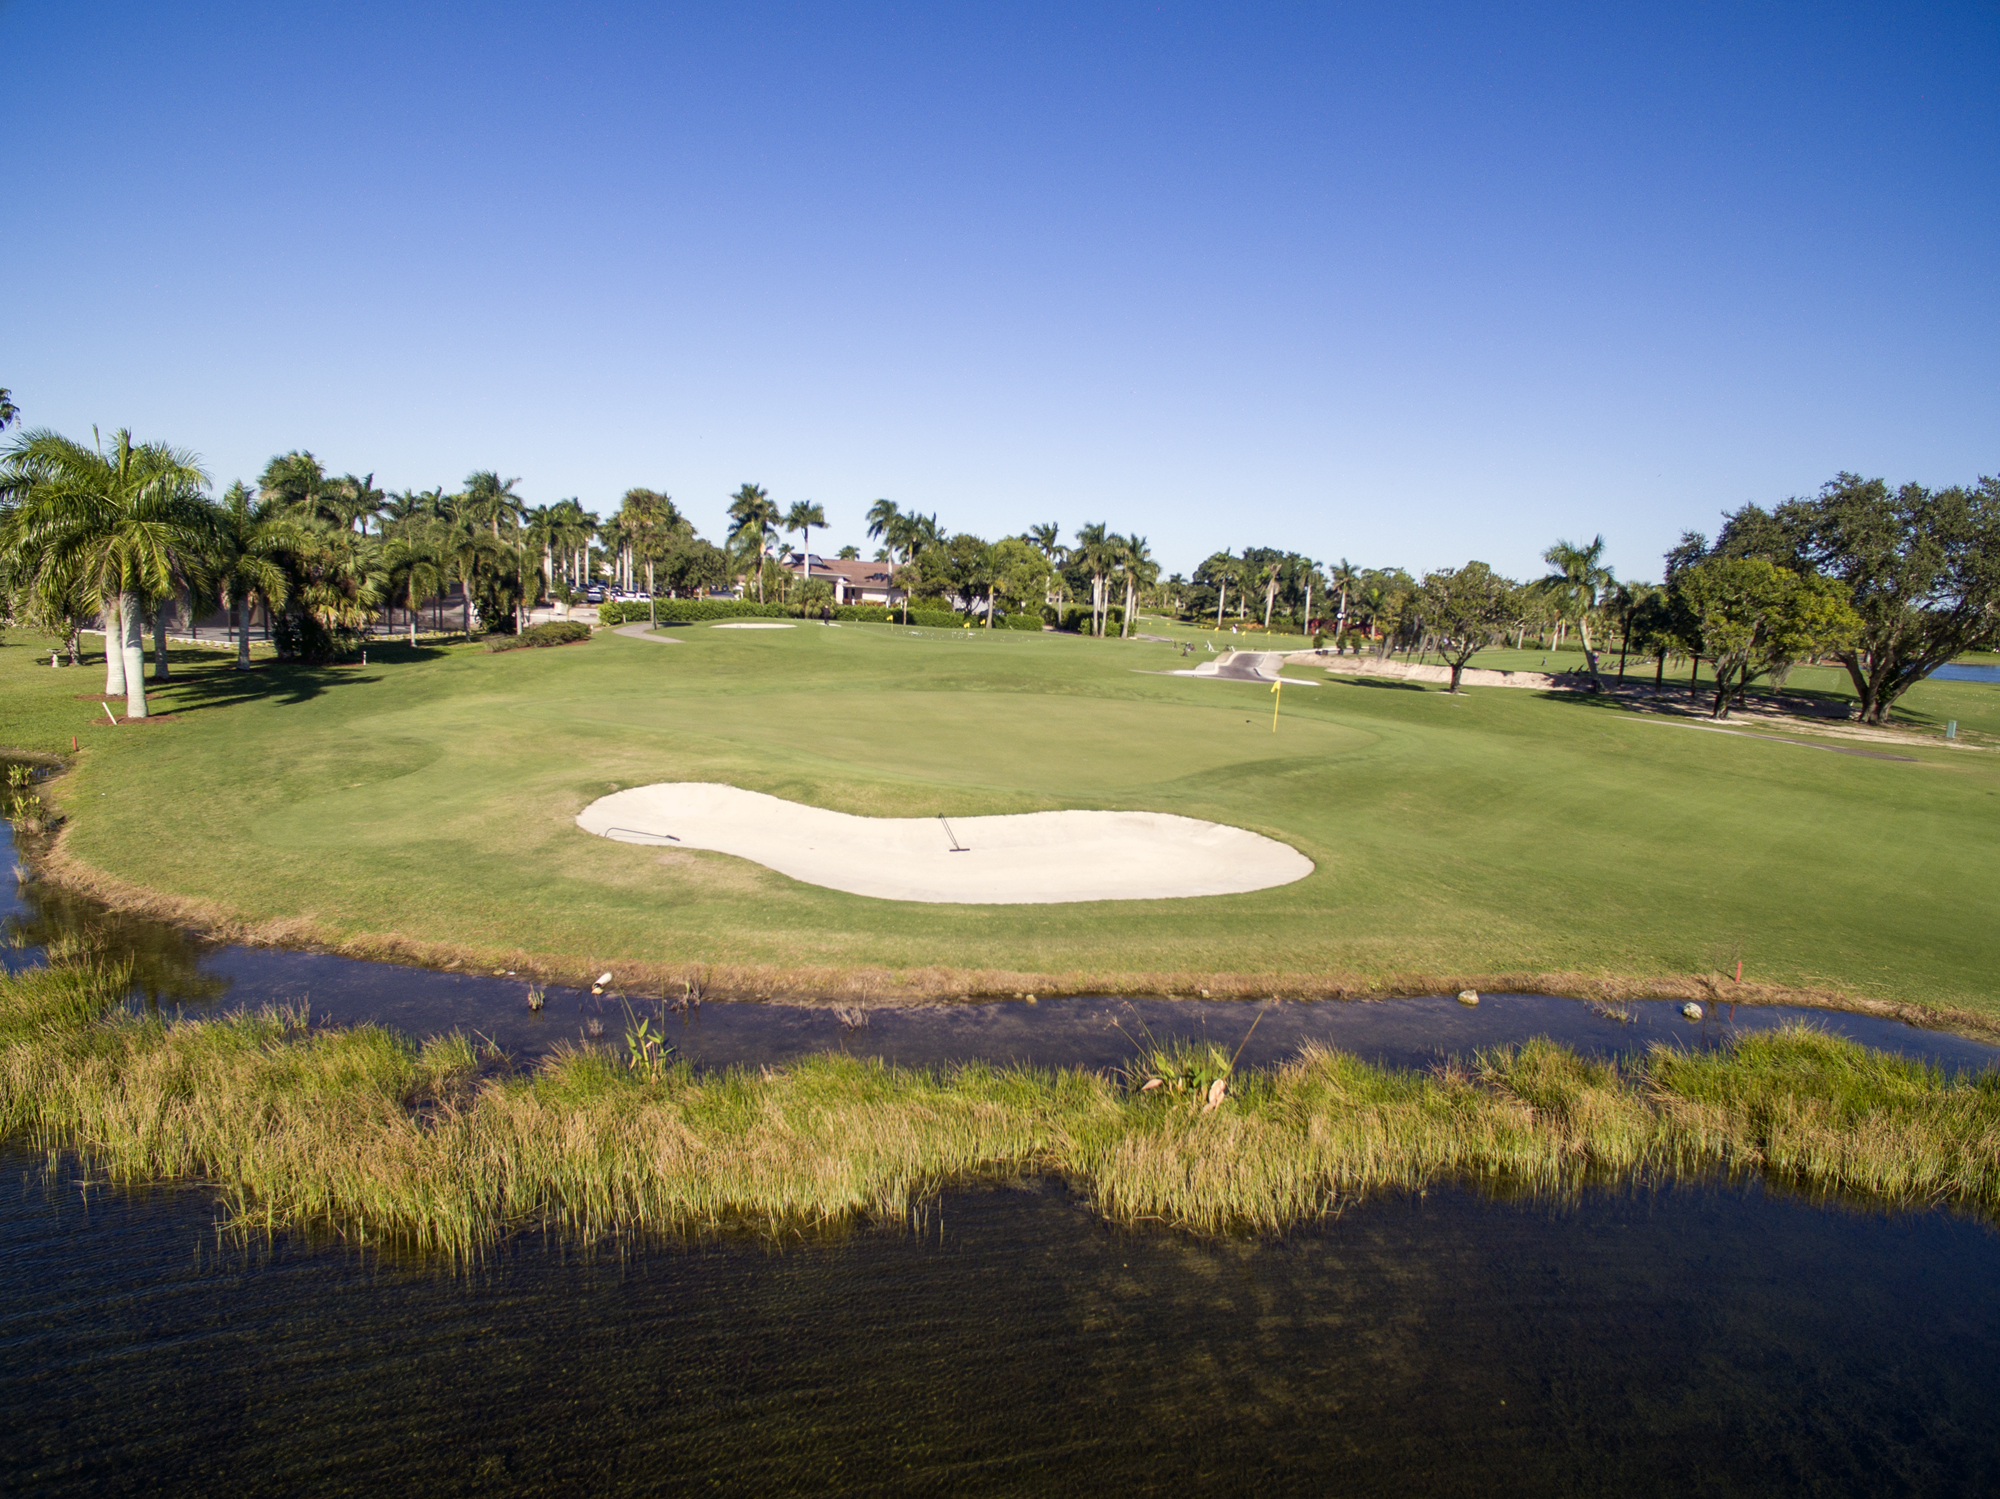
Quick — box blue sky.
[4,1,1995,582]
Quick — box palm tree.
[1328,559,1359,648]
[212,480,299,669]
[260,451,344,528]
[521,503,556,600]
[437,513,505,641]
[618,488,684,621]
[1541,536,1616,690]
[380,534,446,645]
[784,501,826,582]
[0,427,216,718]
[283,520,384,655]
[0,390,18,431]
[866,499,900,550]
[727,483,779,601]
[1072,523,1115,637]
[380,489,430,534]
[335,472,386,534]
[1117,535,1158,638]
[888,511,941,623]
[542,498,595,588]
[1027,522,1063,620]
[461,472,525,539]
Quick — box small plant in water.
[525,985,545,1012]
[1120,1000,1271,1113]
[1130,1038,1235,1112]
[622,1004,676,1083]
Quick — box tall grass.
[4,957,1997,1258]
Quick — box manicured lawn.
[3,623,1997,1013]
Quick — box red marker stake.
[1735,959,1742,984]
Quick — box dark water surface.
[4,1155,1999,1496]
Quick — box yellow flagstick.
[1270,676,1281,732]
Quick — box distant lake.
[1929,663,2000,683]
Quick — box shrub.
[835,605,964,629]
[992,612,1045,631]
[273,612,363,663]
[1049,604,1124,634]
[486,620,592,652]
[652,599,792,623]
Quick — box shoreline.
[28,835,2000,1046]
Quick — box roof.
[785,555,897,588]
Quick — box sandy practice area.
[576,783,1313,903]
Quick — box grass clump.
[4,956,1998,1256]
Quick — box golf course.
[6,619,1996,1018]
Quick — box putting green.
[6,622,1998,1013]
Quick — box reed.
[3,958,1996,1257]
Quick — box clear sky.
[4,1,1994,582]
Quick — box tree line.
[1335,475,1999,722]
[1,404,1990,726]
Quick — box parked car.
[585,587,605,604]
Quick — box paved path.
[615,622,682,643]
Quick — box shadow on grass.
[145,639,454,716]
[1521,671,1863,722]
[1326,675,1428,692]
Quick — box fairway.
[7,623,1999,1015]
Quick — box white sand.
[1168,650,1319,685]
[576,782,1313,903]
[711,621,795,630]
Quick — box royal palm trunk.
[120,592,148,719]
[103,596,126,698]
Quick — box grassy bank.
[6,959,1997,1256]
[3,623,1997,1012]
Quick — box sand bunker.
[576,783,1312,903]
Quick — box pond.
[1928,663,2000,684]
[5,1155,2000,1494]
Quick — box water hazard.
[5,1154,1999,1494]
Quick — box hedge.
[835,605,965,629]
[594,599,792,625]
[485,620,592,652]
